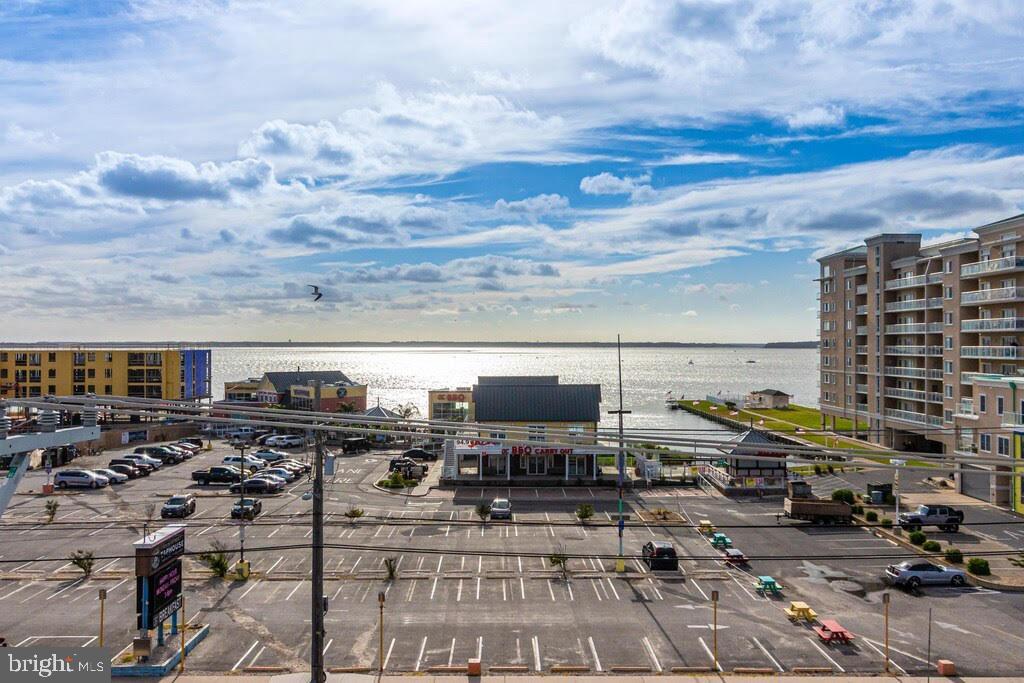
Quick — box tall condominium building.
[0,347,211,401]
[818,213,1024,512]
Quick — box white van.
[222,454,264,473]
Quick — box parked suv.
[123,453,163,470]
[642,541,679,570]
[267,434,305,448]
[109,457,155,474]
[54,470,108,489]
[192,465,243,486]
[231,497,263,519]
[898,505,965,533]
[222,455,264,473]
[135,446,182,465]
[885,561,966,588]
[490,498,512,520]
[161,494,197,518]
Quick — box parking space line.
[698,636,722,672]
[691,579,708,601]
[642,636,662,673]
[591,579,602,601]
[96,578,128,599]
[861,638,906,674]
[862,636,928,667]
[587,636,602,672]
[752,637,784,672]
[475,577,481,600]
[46,578,86,601]
[447,637,456,665]
[414,636,428,671]
[238,579,262,600]
[88,522,115,537]
[0,583,36,601]
[456,579,463,602]
[520,577,526,599]
[21,586,51,603]
[647,578,663,600]
[547,580,556,601]
[232,641,259,671]
[532,636,541,671]
[807,637,844,672]
[383,637,395,670]
[605,577,620,600]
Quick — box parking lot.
[2,438,1024,675]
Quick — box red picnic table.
[814,619,854,644]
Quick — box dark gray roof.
[476,375,559,386]
[473,383,601,422]
[361,405,400,419]
[263,370,354,393]
[752,389,790,396]
[725,429,784,454]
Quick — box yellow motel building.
[0,347,211,400]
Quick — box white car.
[267,435,305,448]
[251,472,288,486]
[92,468,129,484]
[222,455,265,472]
[252,448,288,461]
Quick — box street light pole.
[310,381,326,683]
[607,334,631,573]
[378,591,386,673]
[711,590,719,672]
[882,592,890,674]
[236,443,249,563]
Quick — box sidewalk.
[154,673,1009,682]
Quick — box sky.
[2,1,1024,343]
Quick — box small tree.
[576,503,594,521]
[865,510,878,522]
[198,540,231,578]
[922,540,941,552]
[945,547,963,564]
[908,531,927,546]
[69,550,95,577]
[44,500,59,523]
[549,545,569,579]
[475,503,491,521]
[966,558,991,576]
[831,489,855,504]
[880,517,893,528]
[384,556,399,581]
[343,506,365,522]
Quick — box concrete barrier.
[489,664,530,673]
[550,664,590,673]
[609,665,652,673]
[467,657,482,676]
[732,666,777,674]
[327,666,373,673]
[671,665,713,673]
[791,666,834,674]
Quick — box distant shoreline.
[1,340,818,349]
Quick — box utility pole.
[882,592,890,674]
[607,334,631,572]
[236,442,249,563]
[711,590,719,672]
[310,381,326,683]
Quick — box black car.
[403,448,438,462]
[161,494,197,518]
[389,457,423,472]
[231,497,263,519]
[229,478,277,494]
[192,466,243,486]
[108,463,146,478]
[642,541,679,571]
[178,437,204,448]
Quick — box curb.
[857,514,1024,592]
[110,623,210,677]
[371,482,435,497]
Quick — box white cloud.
[786,105,846,130]
[494,193,569,216]
[682,309,698,317]
[5,123,60,149]
[579,172,654,202]
[650,152,750,166]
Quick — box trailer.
[783,481,852,524]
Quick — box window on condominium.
[944,361,953,374]
[823,280,831,293]
[945,385,953,398]
[997,396,1004,415]
[979,394,987,413]
[998,436,1010,456]
[944,287,953,300]
[944,409,953,422]
[980,433,991,451]
[945,312,953,325]
[945,260,952,273]
[47,352,56,362]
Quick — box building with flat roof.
[817,213,1024,510]
[223,377,261,402]
[0,347,211,400]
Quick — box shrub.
[475,503,491,521]
[880,517,893,528]
[945,547,963,564]
[813,464,822,475]
[908,531,927,546]
[922,540,941,552]
[68,550,95,577]
[967,558,991,576]
[831,489,855,504]
[576,503,594,521]
[826,464,834,474]
[851,504,863,515]
[44,500,59,523]
[343,506,365,521]
[883,494,896,505]
[549,545,569,578]
[865,510,878,522]
[384,556,399,581]
[199,540,231,577]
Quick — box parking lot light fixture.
[882,592,890,673]
[236,443,249,563]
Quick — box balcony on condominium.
[856,304,868,315]
[961,286,1024,305]
[856,364,868,373]
[884,297,943,312]
[960,255,1024,278]
[885,345,943,356]
[884,322,943,335]
[856,325,868,336]
[961,317,1024,333]
[856,383,868,393]
[884,272,943,290]
[884,387,942,403]
[1001,413,1024,427]
[856,284,868,295]
[961,371,1003,385]
[961,346,1021,359]
[954,398,977,418]
[885,366,943,379]
[885,408,943,427]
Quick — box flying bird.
[307,284,323,302]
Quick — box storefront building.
[451,440,610,482]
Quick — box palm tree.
[392,403,420,446]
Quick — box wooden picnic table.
[814,619,853,644]
[784,601,818,622]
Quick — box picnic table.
[784,601,818,622]
[710,532,732,549]
[698,519,716,535]
[814,619,854,644]
[754,575,783,595]
[723,548,747,565]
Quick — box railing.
[961,372,1003,385]
[855,402,869,411]
[856,345,868,354]
[961,256,1024,278]
[884,322,943,334]
[856,305,868,315]
[955,399,975,417]
[885,408,943,426]
[885,366,943,379]
[856,384,868,393]
[883,387,943,403]
[884,273,943,290]
[885,346,943,356]
[1002,413,1024,426]
[961,346,1021,359]
[961,318,1024,332]
[856,284,868,295]
[884,297,943,312]
[955,442,978,455]
[856,364,868,373]
[844,265,867,276]
[856,326,868,336]
[961,286,1024,305]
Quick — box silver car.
[885,561,967,588]
[54,469,109,489]
[92,468,129,484]
[490,498,512,520]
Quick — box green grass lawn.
[746,404,868,432]
[684,400,871,451]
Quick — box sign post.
[98,588,107,647]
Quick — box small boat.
[746,360,756,363]
[687,359,694,365]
